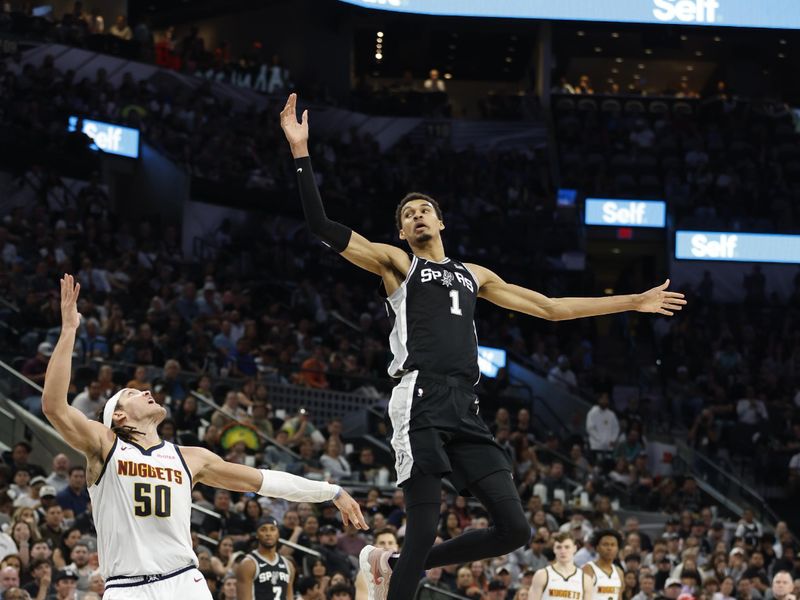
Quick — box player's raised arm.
[41,275,112,458]
[466,263,686,321]
[280,93,409,278]
[180,445,369,530]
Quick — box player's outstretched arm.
[181,446,369,529]
[467,263,686,321]
[41,275,112,458]
[528,568,548,600]
[280,93,410,278]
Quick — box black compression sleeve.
[294,156,352,253]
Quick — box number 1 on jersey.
[449,290,462,316]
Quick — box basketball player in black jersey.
[280,93,686,600]
[237,517,294,600]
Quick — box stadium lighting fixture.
[644,48,653,54]
[377,31,383,37]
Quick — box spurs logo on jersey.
[543,565,585,600]
[386,256,481,383]
[587,562,622,600]
[248,552,291,600]
[89,439,196,579]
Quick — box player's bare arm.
[180,445,369,529]
[582,564,596,581]
[616,566,625,600]
[466,263,686,320]
[280,93,410,287]
[529,568,548,600]
[42,275,114,477]
[584,572,594,599]
[285,560,294,599]
[235,554,256,600]
[235,557,255,600]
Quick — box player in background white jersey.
[583,530,625,600]
[529,532,592,600]
[42,275,368,600]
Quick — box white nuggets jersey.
[543,564,585,600]
[587,562,622,600]
[89,437,196,578]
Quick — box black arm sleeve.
[294,156,352,253]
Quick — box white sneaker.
[358,544,392,600]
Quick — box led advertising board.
[68,116,140,159]
[585,199,667,228]
[675,231,800,264]
[337,0,800,30]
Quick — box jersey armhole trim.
[91,435,118,487]
[174,444,193,488]
[544,566,549,592]
[461,263,481,291]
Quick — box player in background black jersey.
[236,517,294,600]
[280,93,686,600]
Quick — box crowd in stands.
[0,8,799,600]
[555,84,800,233]
[552,74,703,99]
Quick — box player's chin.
[416,232,433,243]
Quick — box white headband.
[102,389,126,428]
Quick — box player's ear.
[399,228,406,240]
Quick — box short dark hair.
[592,529,623,548]
[327,583,355,599]
[68,466,85,475]
[297,576,319,594]
[374,527,399,544]
[395,193,443,229]
[553,532,575,544]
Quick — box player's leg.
[422,468,529,568]
[385,471,442,600]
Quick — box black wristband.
[295,156,352,253]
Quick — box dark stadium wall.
[113,143,189,227]
[184,0,353,102]
[50,0,129,22]
[670,260,799,303]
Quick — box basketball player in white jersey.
[583,530,625,600]
[237,516,294,600]
[42,275,368,600]
[529,532,592,600]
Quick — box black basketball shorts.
[388,371,512,495]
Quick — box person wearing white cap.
[42,275,368,600]
[20,341,53,386]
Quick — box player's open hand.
[59,274,82,330]
[280,93,309,152]
[333,489,369,530]
[637,279,687,316]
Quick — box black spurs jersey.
[386,255,480,383]
[246,551,291,600]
